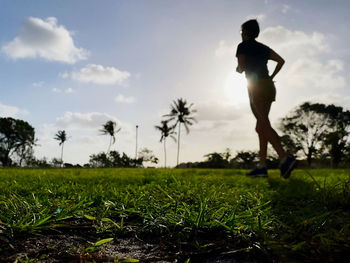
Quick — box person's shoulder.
[237,41,247,48]
[254,40,270,50]
[236,41,247,56]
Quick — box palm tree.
[100,120,121,153]
[155,120,176,168]
[164,98,197,166]
[54,130,68,167]
[135,125,139,159]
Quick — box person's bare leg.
[252,100,287,159]
[250,103,268,166]
[258,132,268,166]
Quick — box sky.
[1,0,350,167]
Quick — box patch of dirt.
[1,233,170,263]
[0,228,261,262]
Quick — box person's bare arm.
[236,54,245,73]
[269,49,285,80]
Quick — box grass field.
[1,168,350,262]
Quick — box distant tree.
[138,148,159,166]
[29,157,51,168]
[279,102,331,166]
[343,143,350,166]
[14,145,35,166]
[0,117,36,167]
[222,148,232,162]
[89,152,111,168]
[100,120,121,153]
[51,157,63,168]
[89,151,143,168]
[109,150,122,166]
[203,152,229,168]
[120,152,142,167]
[83,163,91,168]
[109,150,141,167]
[54,130,68,167]
[231,150,259,169]
[63,163,74,168]
[321,104,350,167]
[280,134,302,155]
[155,120,176,167]
[164,98,197,166]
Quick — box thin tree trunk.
[108,136,112,153]
[164,138,167,168]
[2,150,11,167]
[307,147,312,167]
[135,126,138,159]
[177,123,181,166]
[19,153,23,167]
[61,143,64,168]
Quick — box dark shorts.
[247,78,276,104]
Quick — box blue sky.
[1,0,350,166]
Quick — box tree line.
[0,98,196,168]
[1,100,350,168]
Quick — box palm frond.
[154,125,162,131]
[54,130,67,145]
[184,122,190,134]
[159,134,165,142]
[187,116,198,122]
[186,120,194,126]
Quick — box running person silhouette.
[236,19,296,178]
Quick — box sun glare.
[224,73,248,104]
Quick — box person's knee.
[255,122,262,134]
[258,118,271,128]
[256,120,270,134]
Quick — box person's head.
[241,19,260,40]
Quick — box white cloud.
[2,17,88,63]
[298,92,350,106]
[59,72,69,79]
[214,40,234,58]
[0,102,28,118]
[52,88,62,93]
[282,4,291,14]
[286,59,345,92]
[56,112,125,131]
[115,94,136,104]
[65,88,75,93]
[52,87,75,94]
[259,26,329,57]
[66,64,131,85]
[32,81,44,87]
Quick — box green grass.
[1,168,350,262]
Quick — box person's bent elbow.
[236,66,244,73]
[277,58,285,70]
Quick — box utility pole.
[135,125,139,159]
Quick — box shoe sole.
[282,159,296,179]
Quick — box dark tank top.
[236,39,271,81]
